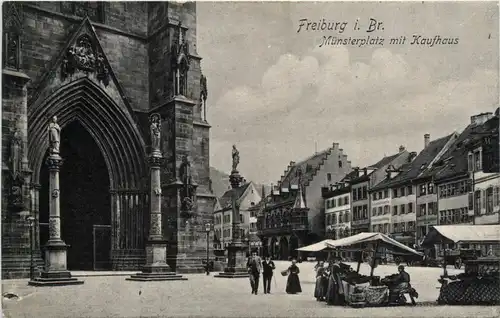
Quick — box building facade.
[323,184,351,239]
[213,182,261,251]
[414,133,458,243]
[466,112,500,226]
[2,2,216,277]
[257,143,352,260]
[350,148,411,235]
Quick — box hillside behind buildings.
[210,167,270,198]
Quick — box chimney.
[470,112,493,126]
[399,145,406,153]
[363,168,368,176]
[424,134,430,148]
[409,151,417,162]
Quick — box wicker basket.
[281,270,288,276]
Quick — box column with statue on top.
[29,116,83,286]
[215,145,249,278]
[127,114,186,281]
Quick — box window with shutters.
[393,205,398,215]
[468,192,474,211]
[400,204,405,214]
[486,188,493,214]
[474,190,481,216]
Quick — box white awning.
[421,225,500,247]
[296,239,337,252]
[325,232,423,256]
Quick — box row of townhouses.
[322,110,499,257]
[213,109,498,260]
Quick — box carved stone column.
[127,116,186,281]
[29,154,83,286]
[215,169,249,278]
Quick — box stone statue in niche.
[10,129,22,177]
[200,74,208,121]
[9,173,24,210]
[232,145,240,172]
[60,35,110,87]
[179,156,196,216]
[48,116,61,155]
[149,113,161,154]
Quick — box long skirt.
[326,277,343,305]
[286,273,302,294]
[314,276,328,300]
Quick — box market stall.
[421,225,500,305]
[325,232,423,307]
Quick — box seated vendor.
[394,265,410,288]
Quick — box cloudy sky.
[196,1,499,185]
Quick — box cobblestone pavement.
[2,261,499,318]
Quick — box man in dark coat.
[247,251,262,295]
[262,255,276,294]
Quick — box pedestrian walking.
[262,255,276,294]
[285,258,302,294]
[246,250,262,295]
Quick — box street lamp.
[26,216,35,280]
[205,223,211,275]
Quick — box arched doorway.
[289,235,299,260]
[39,121,111,270]
[269,237,278,259]
[29,78,148,270]
[279,237,289,260]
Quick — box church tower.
[1,1,215,278]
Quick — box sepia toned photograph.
[1,1,499,317]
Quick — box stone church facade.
[2,2,215,278]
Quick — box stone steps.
[126,272,187,281]
[28,277,84,287]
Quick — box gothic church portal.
[2,2,215,278]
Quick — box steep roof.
[217,182,252,211]
[430,116,499,182]
[369,153,401,169]
[371,134,454,191]
[279,149,331,188]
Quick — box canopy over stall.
[421,225,500,247]
[325,232,423,276]
[326,232,424,256]
[296,239,337,252]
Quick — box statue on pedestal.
[232,145,240,172]
[149,113,161,154]
[179,156,195,215]
[48,116,60,155]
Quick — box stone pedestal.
[29,155,83,286]
[214,169,249,278]
[127,150,186,281]
[214,242,249,278]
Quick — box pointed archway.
[279,236,289,260]
[29,78,148,270]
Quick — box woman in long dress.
[326,258,345,305]
[286,259,302,294]
[314,261,329,301]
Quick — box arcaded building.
[2,2,215,278]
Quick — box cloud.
[209,46,498,184]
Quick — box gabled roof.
[280,149,331,188]
[425,115,498,183]
[369,153,401,169]
[371,134,454,191]
[217,182,252,211]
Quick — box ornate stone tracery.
[61,35,110,86]
[3,3,23,70]
[171,22,190,96]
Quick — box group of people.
[314,257,348,305]
[246,251,302,295]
